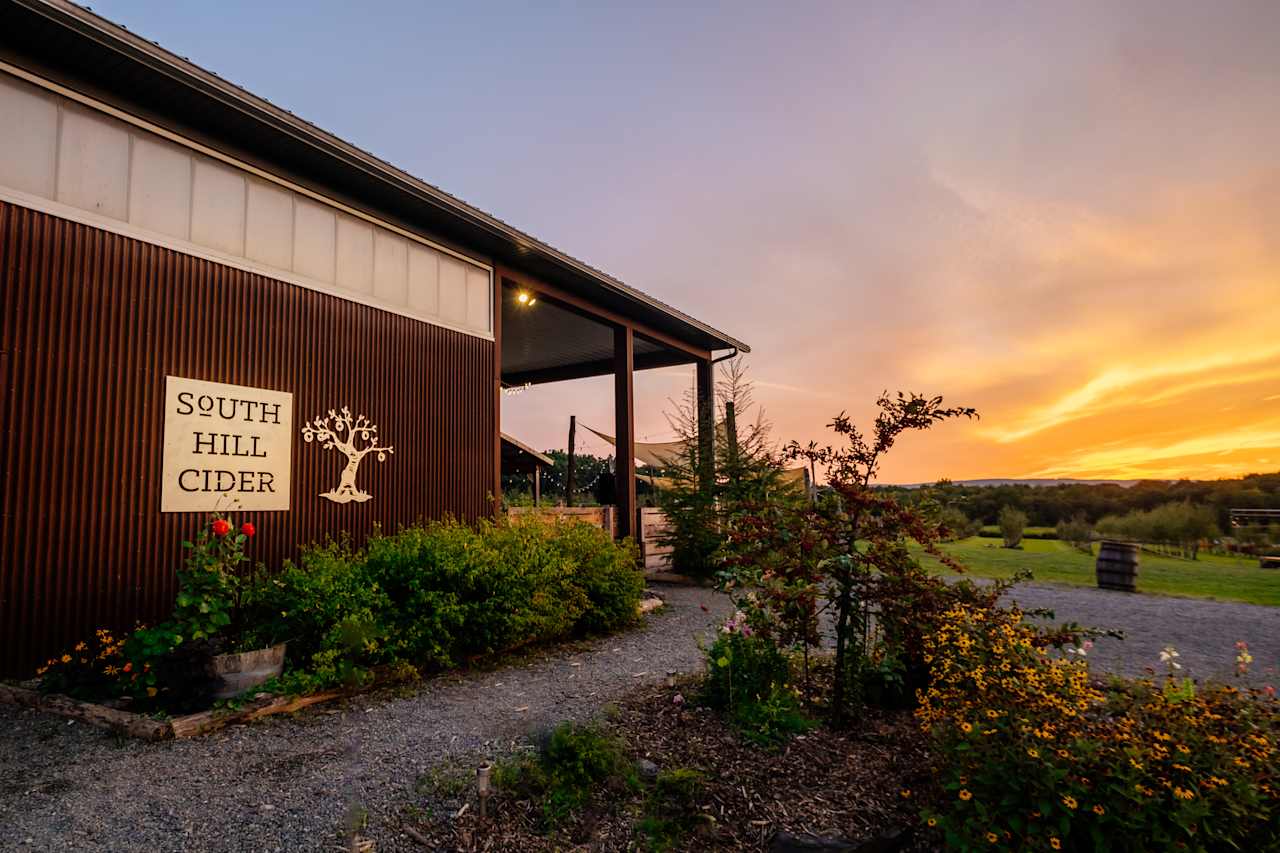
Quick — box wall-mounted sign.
[301,407,395,504]
[160,376,294,512]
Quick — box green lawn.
[911,537,1280,607]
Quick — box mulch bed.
[401,676,940,851]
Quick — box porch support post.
[696,358,715,496]
[614,325,636,540]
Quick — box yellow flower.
[960,722,974,733]
[1027,747,1040,758]
[986,832,998,843]
[1173,787,1195,801]
[1062,795,1077,810]
[74,642,87,652]
[927,818,937,827]
[1092,804,1105,815]
[60,654,71,664]
[146,687,158,698]
[1050,839,1062,850]
[959,789,972,801]
[900,789,912,799]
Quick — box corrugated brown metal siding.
[0,202,495,677]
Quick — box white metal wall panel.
[56,105,130,220]
[190,159,246,256]
[336,214,374,294]
[373,230,408,304]
[292,198,336,284]
[0,69,493,339]
[245,179,293,269]
[129,136,191,240]
[466,266,490,331]
[439,255,467,326]
[0,80,57,196]
[408,243,440,315]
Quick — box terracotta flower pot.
[209,642,286,699]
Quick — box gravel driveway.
[1003,582,1279,685]
[1,581,1274,852]
[0,586,733,853]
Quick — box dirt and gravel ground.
[0,586,733,853]
[1000,581,1279,685]
[0,580,1273,852]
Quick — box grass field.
[911,537,1280,607]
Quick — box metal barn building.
[0,0,746,676]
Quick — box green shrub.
[642,768,708,850]
[240,540,393,688]
[998,505,1028,548]
[479,519,590,653]
[732,686,815,747]
[703,624,811,745]
[241,517,639,692]
[495,721,634,826]
[551,520,644,634]
[361,523,470,665]
[703,627,790,713]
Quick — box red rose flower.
[241,522,256,538]
[211,519,231,537]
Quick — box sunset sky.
[97,0,1280,482]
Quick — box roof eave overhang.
[9,0,750,356]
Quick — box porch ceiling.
[501,287,696,386]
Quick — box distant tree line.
[888,472,1280,532]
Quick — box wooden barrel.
[1096,540,1139,591]
[1261,556,1280,570]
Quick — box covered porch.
[497,265,746,539]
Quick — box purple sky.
[91,1,1280,481]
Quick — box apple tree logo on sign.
[301,407,395,504]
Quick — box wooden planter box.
[0,682,342,741]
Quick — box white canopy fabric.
[583,423,811,490]
[582,423,725,468]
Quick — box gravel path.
[0,586,733,853]
[1002,582,1279,685]
[2,582,1273,852]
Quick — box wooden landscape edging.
[0,682,343,741]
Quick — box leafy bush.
[1096,501,1221,559]
[244,516,641,691]
[998,505,1028,548]
[1056,513,1094,553]
[495,721,635,826]
[38,515,642,704]
[240,539,393,689]
[703,621,790,712]
[641,768,708,850]
[939,507,981,541]
[703,617,811,745]
[551,520,643,635]
[919,603,1280,851]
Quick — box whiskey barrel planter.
[1261,556,1280,570]
[210,643,286,699]
[1096,540,1140,591]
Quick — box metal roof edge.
[16,0,749,354]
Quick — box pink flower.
[673,693,685,706]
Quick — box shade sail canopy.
[501,432,554,475]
